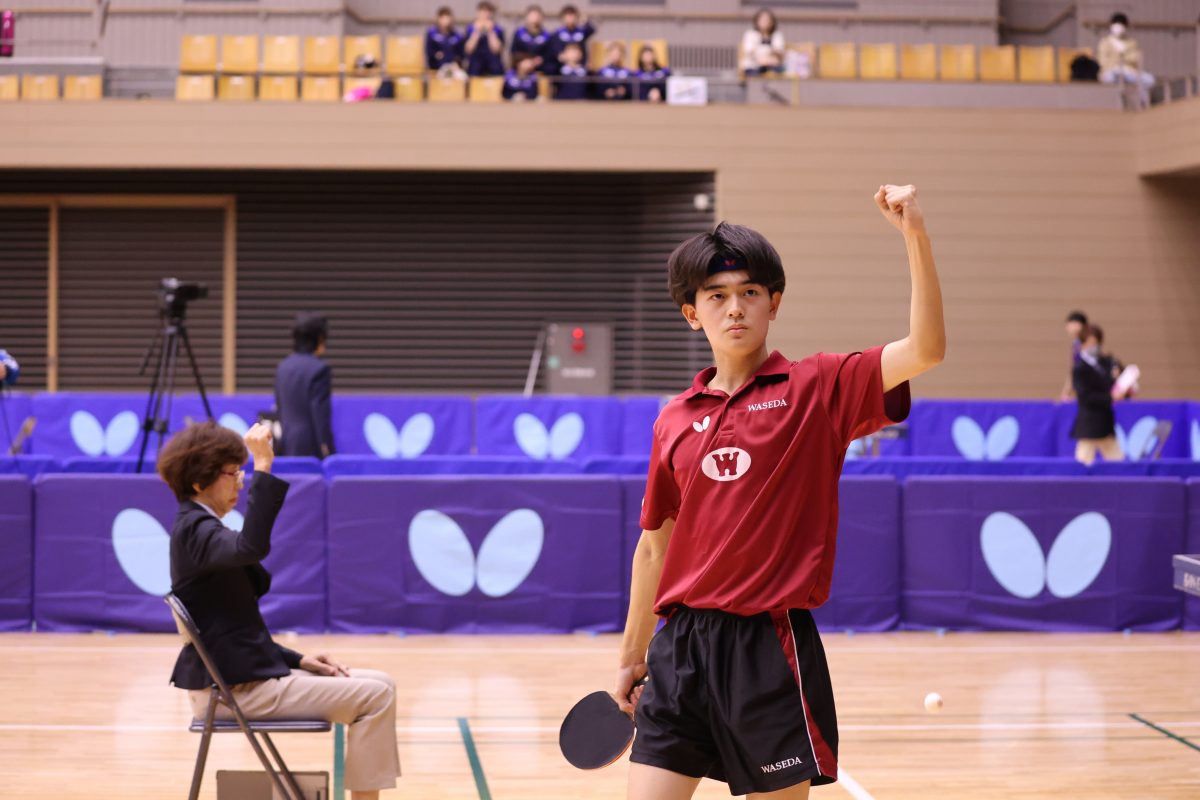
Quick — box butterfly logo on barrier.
[217,413,251,435]
[979,511,1111,599]
[111,508,244,595]
[70,410,140,456]
[513,413,584,460]
[363,412,435,459]
[408,508,544,597]
[1116,417,1160,461]
[951,416,1019,461]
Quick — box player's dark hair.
[157,421,247,501]
[667,222,786,307]
[560,4,579,17]
[1066,310,1088,325]
[754,8,778,35]
[1086,324,1104,344]
[477,1,497,12]
[436,5,453,16]
[1110,12,1129,27]
[292,312,328,354]
[526,4,544,14]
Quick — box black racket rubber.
[559,677,648,770]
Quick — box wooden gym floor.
[0,631,1197,799]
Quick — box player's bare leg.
[627,762,702,800]
[748,781,811,799]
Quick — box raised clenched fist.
[874,184,925,234]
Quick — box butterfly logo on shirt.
[692,415,711,433]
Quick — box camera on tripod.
[158,278,208,320]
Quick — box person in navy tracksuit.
[425,6,464,71]
[273,313,334,459]
[553,42,589,100]
[464,0,505,77]
[547,4,595,75]
[635,44,672,102]
[503,53,540,101]
[593,41,632,101]
[511,4,552,73]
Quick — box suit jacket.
[168,471,302,690]
[274,352,334,458]
[1071,355,1116,440]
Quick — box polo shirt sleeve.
[816,345,911,446]
[638,419,679,531]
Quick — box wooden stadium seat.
[468,76,503,103]
[980,45,1016,82]
[303,36,341,75]
[344,35,381,73]
[300,75,340,101]
[427,76,467,102]
[180,35,218,73]
[0,75,18,101]
[939,44,977,81]
[21,74,60,101]
[784,42,816,78]
[1018,45,1054,83]
[537,75,551,101]
[259,75,298,101]
[859,43,897,80]
[217,75,256,101]
[590,39,628,69]
[175,74,215,101]
[628,38,668,69]
[221,35,258,74]
[262,35,300,74]
[385,36,425,76]
[900,44,937,80]
[63,75,102,100]
[390,75,424,101]
[818,43,856,79]
[344,75,381,98]
[1057,46,1093,82]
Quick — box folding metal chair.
[165,594,331,800]
[1141,420,1173,461]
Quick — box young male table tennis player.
[613,185,945,799]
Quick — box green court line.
[1129,713,1200,753]
[457,717,494,800]
[333,723,345,800]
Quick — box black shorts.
[630,606,838,795]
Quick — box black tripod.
[135,308,213,473]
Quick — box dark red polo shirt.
[640,346,910,616]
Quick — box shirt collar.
[191,499,220,520]
[685,350,790,399]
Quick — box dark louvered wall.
[1,170,713,393]
[0,208,50,389]
[57,208,225,391]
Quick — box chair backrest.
[818,42,857,79]
[385,36,425,75]
[300,75,340,102]
[0,75,18,100]
[344,35,381,73]
[628,38,668,69]
[980,45,1016,82]
[1018,45,1055,83]
[1057,46,1093,82]
[900,43,937,80]
[165,594,233,696]
[181,35,218,73]
[391,75,425,101]
[427,75,467,102]
[263,35,301,74]
[176,74,215,101]
[860,43,897,80]
[260,75,298,101]
[221,35,259,74]
[218,74,256,101]
[939,44,977,81]
[63,74,102,100]
[304,36,341,75]
[22,74,60,101]
[468,76,503,103]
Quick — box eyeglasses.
[220,469,245,487]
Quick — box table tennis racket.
[559,676,648,770]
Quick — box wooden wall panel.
[0,101,1198,398]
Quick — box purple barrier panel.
[841,457,1087,480]
[903,477,1184,631]
[583,456,649,475]
[0,476,32,630]
[322,455,581,477]
[621,396,663,456]
[171,393,274,436]
[0,392,33,454]
[1186,479,1200,630]
[328,476,623,633]
[475,396,622,461]
[618,476,646,620]
[332,395,472,458]
[1188,402,1200,461]
[59,455,323,475]
[844,425,910,459]
[31,392,144,458]
[0,456,60,478]
[811,477,900,632]
[908,400,1057,459]
[1055,400,1189,460]
[34,474,326,632]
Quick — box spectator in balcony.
[512,4,552,73]
[1098,12,1154,106]
[741,7,785,77]
[425,6,465,73]
[465,0,506,77]
[503,52,540,101]
[594,41,632,101]
[635,44,671,102]
[1071,324,1123,465]
[548,4,595,75]
[554,42,589,100]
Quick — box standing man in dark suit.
[159,421,400,798]
[274,313,334,459]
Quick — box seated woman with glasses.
[157,421,400,800]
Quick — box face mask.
[1110,23,1126,37]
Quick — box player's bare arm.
[876,184,946,392]
[613,518,675,713]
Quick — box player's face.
[683,270,780,355]
[1066,320,1083,340]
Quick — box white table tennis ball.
[924,692,944,713]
